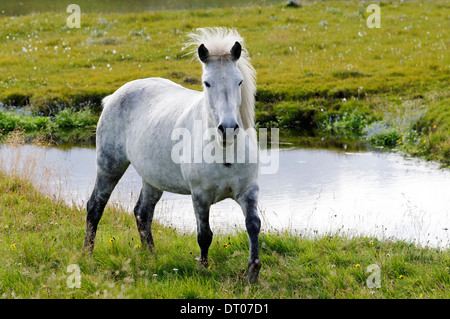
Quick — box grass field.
[0,171,448,299]
[0,1,449,163]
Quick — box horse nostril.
[218,123,239,139]
[218,124,225,135]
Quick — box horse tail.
[101,94,113,109]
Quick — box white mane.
[184,27,257,131]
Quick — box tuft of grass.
[0,107,98,133]
[52,108,98,128]
[0,172,448,299]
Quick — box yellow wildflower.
[10,243,16,251]
[109,237,115,243]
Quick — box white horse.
[84,27,261,283]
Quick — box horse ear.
[230,41,241,61]
[198,44,209,63]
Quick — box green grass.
[0,107,97,131]
[0,1,449,164]
[1,1,447,108]
[0,172,448,299]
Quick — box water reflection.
[1,144,449,248]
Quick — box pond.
[1,143,449,249]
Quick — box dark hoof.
[198,257,209,268]
[247,259,261,284]
[83,239,95,253]
[142,241,155,252]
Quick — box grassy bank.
[0,172,448,299]
[0,1,449,164]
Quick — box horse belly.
[141,162,190,194]
[127,130,192,194]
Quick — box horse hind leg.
[133,181,163,249]
[84,159,129,251]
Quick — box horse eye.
[204,81,211,88]
[238,80,243,86]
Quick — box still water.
[1,144,449,248]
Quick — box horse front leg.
[192,193,213,267]
[237,184,261,284]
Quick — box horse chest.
[185,162,256,201]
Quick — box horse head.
[198,41,244,145]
